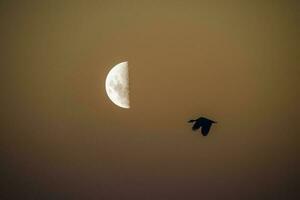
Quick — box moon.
[105,61,130,109]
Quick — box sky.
[1,1,299,199]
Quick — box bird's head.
[188,119,195,123]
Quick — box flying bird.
[188,117,216,136]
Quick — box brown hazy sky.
[1,1,299,199]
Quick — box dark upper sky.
[1,1,299,199]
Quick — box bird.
[188,117,216,136]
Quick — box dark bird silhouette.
[188,117,216,136]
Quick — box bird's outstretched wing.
[192,121,201,131]
[201,124,212,136]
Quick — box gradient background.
[1,0,299,199]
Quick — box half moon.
[105,61,130,109]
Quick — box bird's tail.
[188,120,195,123]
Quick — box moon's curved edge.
[105,61,130,109]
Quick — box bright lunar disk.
[105,61,130,109]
